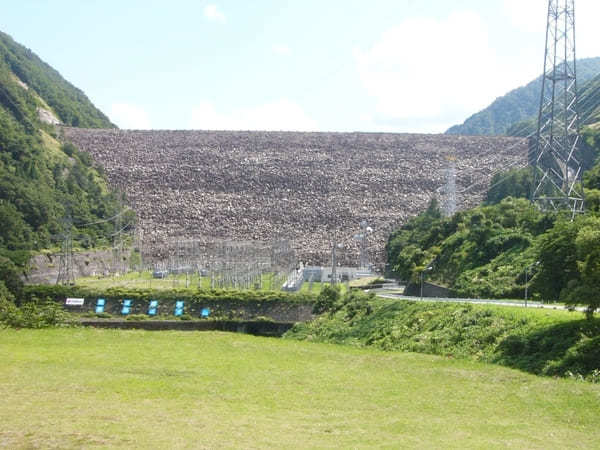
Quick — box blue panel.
[174,308,183,317]
[149,300,158,308]
[175,300,184,308]
[123,299,132,307]
[148,307,157,316]
[121,306,131,315]
[95,305,104,314]
[201,307,210,317]
[96,298,105,306]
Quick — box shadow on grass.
[493,318,600,377]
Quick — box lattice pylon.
[532,0,584,217]
[441,156,457,217]
[56,216,74,285]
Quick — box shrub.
[1,296,73,328]
[95,312,112,319]
[0,280,18,325]
[126,314,148,321]
[313,284,340,314]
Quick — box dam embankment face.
[62,128,527,267]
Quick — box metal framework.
[441,156,457,217]
[149,238,297,290]
[354,221,371,269]
[56,216,75,285]
[330,238,344,285]
[532,0,584,216]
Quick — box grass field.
[77,272,339,296]
[1,329,599,448]
[77,271,329,294]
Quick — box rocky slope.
[63,128,528,268]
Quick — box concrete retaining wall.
[64,297,314,322]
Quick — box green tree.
[312,284,341,314]
[533,219,580,302]
[485,168,533,205]
[0,256,24,299]
[561,217,600,317]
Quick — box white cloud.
[188,100,318,131]
[110,103,151,129]
[204,4,226,23]
[502,0,546,34]
[272,44,291,56]
[502,0,600,58]
[355,11,514,133]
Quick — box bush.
[286,299,600,380]
[0,280,18,324]
[0,256,24,300]
[126,314,148,321]
[0,296,73,328]
[22,285,316,307]
[95,312,112,319]
[313,284,340,314]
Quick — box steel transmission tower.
[441,156,457,217]
[532,0,584,216]
[56,215,75,285]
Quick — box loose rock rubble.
[62,128,528,269]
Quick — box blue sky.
[2,0,599,132]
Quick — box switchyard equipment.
[158,238,296,291]
[354,221,372,270]
[532,0,584,216]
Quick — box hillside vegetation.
[0,31,114,128]
[385,127,600,315]
[0,31,126,298]
[286,294,600,380]
[446,57,600,136]
[507,72,600,136]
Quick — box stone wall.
[62,128,528,269]
[27,250,129,284]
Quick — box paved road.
[369,283,584,311]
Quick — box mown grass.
[1,328,599,449]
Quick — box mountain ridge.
[0,30,124,268]
[446,56,600,136]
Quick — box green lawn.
[1,329,599,448]
[76,271,287,292]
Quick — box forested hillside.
[507,72,600,136]
[0,31,114,128]
[386,128,600,316]
[0,31,126,290]
[446,57,600,136]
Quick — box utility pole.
[532,0,584,217]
